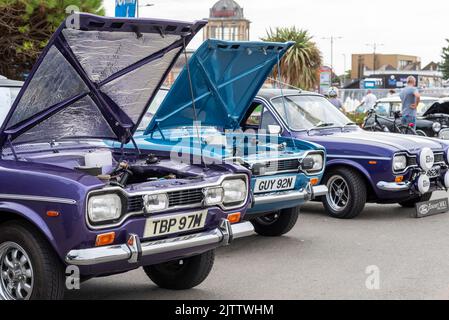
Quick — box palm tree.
[262,27,322,90]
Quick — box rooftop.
[209,0,245,19]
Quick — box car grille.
[434,153,445,164]
[265,159,300,173]
[407,157,417,167]
[127,188,204,213]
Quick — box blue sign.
[115,0,137,18]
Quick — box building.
[351,53,421,80]
[203,0,250,41]
[348,53,443,89]
[164,0,250,86]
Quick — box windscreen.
[271,95,352,131]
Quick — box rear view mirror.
[268,125,282,135]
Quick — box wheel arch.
[0,204,58,257]
[325,160,378,201]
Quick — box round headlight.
[304,153,324,173]
[393,155,407,172]
[222,179,247,205]
[432,122,442,133]
[419,148,434,171]
[88,193,122,223]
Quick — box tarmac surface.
[66,191,449,300]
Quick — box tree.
[441,39,449,80]
[0,0,104,80]
[262,27,322,90]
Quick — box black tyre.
[399,192,432,208]
[415,130,427,136]
[322,167,367,219]
[0,220,65,300]
[251,206,299,237]
[143,250,215,290]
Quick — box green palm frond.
[262,27,322,90]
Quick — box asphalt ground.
[66,190,449,300]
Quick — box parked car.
[0,14,255,300]
[244,89,449,219]
[362,96,444,137]
[0,77,23,124]
[127,39,328,237]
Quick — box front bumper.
[253,185,328,205]
[376,181,412,192]
[65,220,254,266]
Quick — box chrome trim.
[302,150,326,176]
[312,185,329,198]
[229,150,326,178]
[0,194,77,205]
[392,152,418,174]
[376,181,412,192]
[327,155,391,161]
[85,174,249,230]
[65,220,255,266]
[253,187,311,205]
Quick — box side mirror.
[268,125,282,135]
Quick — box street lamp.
[322,36,343,81]
[365,42,384,75]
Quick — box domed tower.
[203,0,250,41]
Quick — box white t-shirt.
[363,93,377,109]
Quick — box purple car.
[247,89,449,219]
[0,14,253,300]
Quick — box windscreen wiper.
[308,122,335,132]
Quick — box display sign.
[115,0,137,18]
[319,66,331,94]
[414,198,449,218]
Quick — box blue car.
[123,40,328,237]
[246,89,449,219]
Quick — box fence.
[340,88,449,112]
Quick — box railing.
[340,88,449,112]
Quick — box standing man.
[400,76,420,127]
[359,90,377,112]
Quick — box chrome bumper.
[376,181,412,192]
[65,220,254,266]
[253,185,328,205]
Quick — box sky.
[103,0,448,74]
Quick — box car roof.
[257,88,322,100]
[377,95,438,103]
[0,78,24,87]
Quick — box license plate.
[143,210,207,238]
[427,167,440,178]
[254,176,297,194]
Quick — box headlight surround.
[432,122,442,133]
[88,193,123,223]
[221,178,247,205]
[204,187,224,206]
[303,153,324,174]
[143,193,169,213]
[393,154,407,172]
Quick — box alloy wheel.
[326,175,350,212]
[0,242,34,300]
